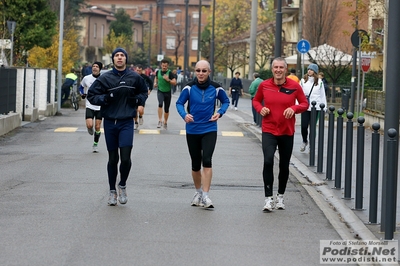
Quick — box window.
[166,36,176,50]
[94,23,97,39]
[191,38,198,51]
[167,12,176,25]
[192,13,199,25]
[101,25,104,46]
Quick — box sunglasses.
[195,69,208,73]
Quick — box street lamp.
[142,6,153,67]
[184,0,189,84]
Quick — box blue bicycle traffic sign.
[297,39,311,54]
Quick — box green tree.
[0,0,57,65]
[109,8,133,39]
[47,0,86,30]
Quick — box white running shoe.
[234,107,238,111]
[108,190,118,206]
[157,121,162,128]
[134,122,139,130]
[200,196,214,208]
[118,185,128,204]
[92,143,99,153]
[263,197,275,211]
[275,194,285,210]
[139,116,144,125]
[300,142,308,152]
[191,192,202,206]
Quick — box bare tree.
[303,0,339,47]
[255,23,275,70]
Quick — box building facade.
[84,0,211,69]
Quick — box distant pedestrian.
[228,72,243,110]
[318,72,329,98]
[252,57,308,212]
[248,72,263,125]
[299,64,327,152]
[287,68,300,83]
[87,47,148,206]
[78,61,103,152]
[134,64,153,130]
[176,60,230,208]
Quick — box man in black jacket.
[87,47,148,206]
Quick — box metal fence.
[0,68,17,114]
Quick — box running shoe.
[191,192,202,206]
[118,185,128,204]
[300,142,308,152]
[275,194,285,210]
[92,143,99,153]
[263,197,275,212]
[134,122,139,130]
[87,127,94,135]
[108,190,118,206]
[200,196,214,208]
[235,107,238,111]
[157,121,162,128]
[139,116,144,125]
[163,123,167,130]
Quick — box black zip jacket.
[87,68,148,120]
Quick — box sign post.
[359,56,371,113]
[296,39,310,77]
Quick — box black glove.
[128,95,138,107]
[105,91,117,103]
[81,94,87,99]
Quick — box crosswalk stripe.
[138,129,160,134]
[221,131,244,137]
[53,128,244,137]
[54,127,78,132]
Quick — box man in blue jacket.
[87,48,148,206]
[176,60,230,208]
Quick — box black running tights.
[107,146,132,190]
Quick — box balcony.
[274,0,299,14]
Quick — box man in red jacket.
[253,57,308,212]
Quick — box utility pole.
[296,0,303,78]
[274,0,282,59]
[197,0,202,61]
[183,0,189,84]
[209,0,216,80]
[57,0,65,112]
[248,0,258,79]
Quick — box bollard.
[355,116,365,210]
[326,106,335,180]
[309,101,317,166]
[344,112,353,199]
[384,128,397,240]
[369,123,380,224]
[334,108,344,189]
[317,103,326,173]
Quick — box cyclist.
[79,62,103,152]
[61,70,78,107]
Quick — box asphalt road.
[0,92,347,266]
